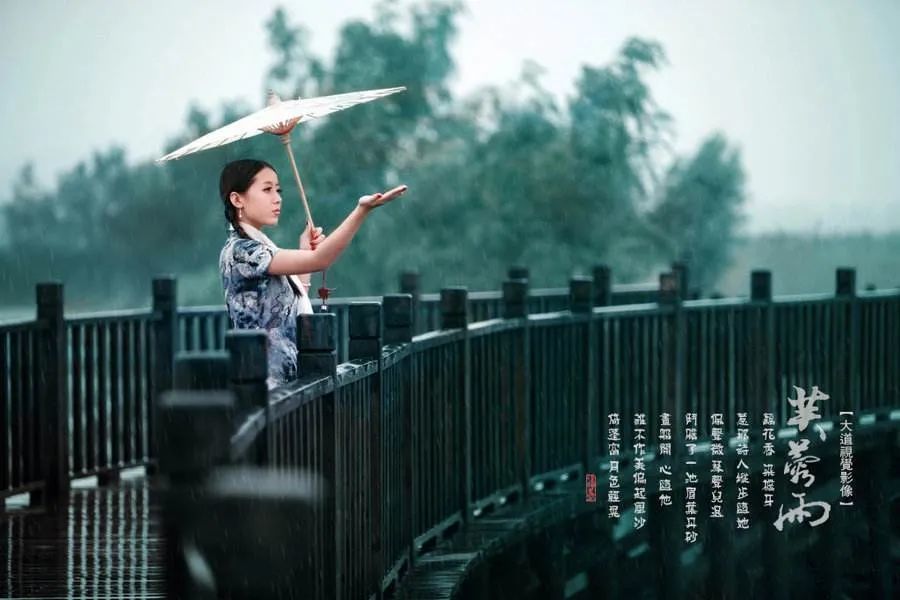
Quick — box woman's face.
[231,167,282,229]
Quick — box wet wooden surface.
[1,478,164,599]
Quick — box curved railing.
[174,275,661,361]
[0,266,657,503]
[156,266,899,599]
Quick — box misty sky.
[1,0,898,234]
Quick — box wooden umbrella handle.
[279,133,315,231]
[278,131,331,308]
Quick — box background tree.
[0,1,748,312]
[649,134,746,291]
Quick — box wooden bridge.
[1,264,898,599]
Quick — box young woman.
[218,158,407,389]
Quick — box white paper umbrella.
[157,86,406,228]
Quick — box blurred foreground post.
[160,350,327,599]
[297,311,339,598]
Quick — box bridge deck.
[1,476,164,599]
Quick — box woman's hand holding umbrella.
[300,224,326,250]
[297,224,325,291]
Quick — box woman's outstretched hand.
[358,185,408,209]
[299,223,326,250]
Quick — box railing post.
[658,270,679,306]
[152,276,177,465]
[298,313,338,377]
[593,265,612,307]
[383,294,413,345]
[297,312,339,599]
[508,266,529,282]
[502,280,527,320]
[164,365,235,475]
[158,387,236,598]
[349,302,384,597]
[163,351,235,595]
[655,271,684,599]
[503,280,531,498]
[751,269,771,301]
[671,261,689,300]
[400,271,420,335]
[508,266,532,313]
[748,271,774,426]
[836,266,856,297]
[673,258,701,299]
[173,352,229,391]
[36,282,68,505]
[225,330,269,467]
[383,293,414,574]
[569,276,592,314]
[569,276,595,475]
[441,287,471,523]
[748,269,788,600]
[440,287,468,330]
[225,330,269,413]
[349,302,383,360]
[836,267,860,414]
[714,271,773,600]
[659,271,685,439]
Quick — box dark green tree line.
[0,1,745,311]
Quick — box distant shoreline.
[0,306,35,324]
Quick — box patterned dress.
[219,227,309,390]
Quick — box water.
[0,306,34,324]
[1,478,165,598]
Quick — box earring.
[238,207,243,220]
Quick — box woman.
[218,158,407,389]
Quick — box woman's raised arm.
[267,185,407,276]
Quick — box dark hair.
[219,158,276,238]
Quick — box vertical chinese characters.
[838,411,854,506]
[735,412,751,530]
[607,413,620,518]
[684,412,698,544]
[762,413,776,508]
[658,413,673,507]
[633,413,647,529]
[710,413,725,519]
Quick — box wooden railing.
[0,264,659,505]
[174,266,663,363]
[0,279,177,503]
[156,267,899,599]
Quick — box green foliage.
[650,134,746,291]
[0,1,748,311]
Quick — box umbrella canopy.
[156,86,406,162]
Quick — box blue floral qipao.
[219,227,309,390]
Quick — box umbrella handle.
[279,134,316,231]
[278,131,330,307]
